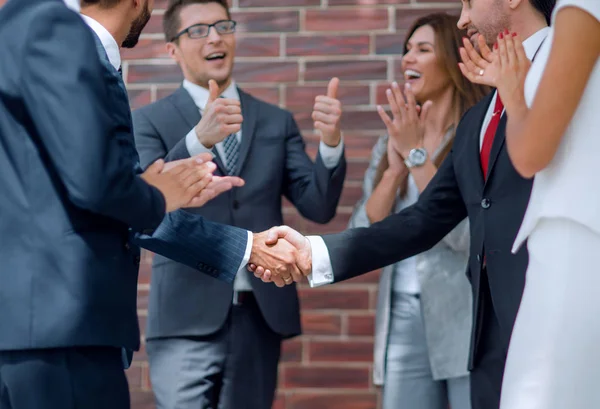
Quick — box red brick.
[345,270,382,285]
[126,364,143,389]
[347,161,370,181]
[395,8,461,32]
[305,60,387,81]
[233,62,298,83]
[347,314,376,336]
[287,393,378,409]
[281,339,303,363]
[302,211,351,235]
[309,340,374,362]
[138,258,153,285]
[127,64,182,84]
[286,85,369,109]
[123,39,169,60]
[142,13,165,35]
[142,364,153,391]
[283,366,370,389]
[130,391,156,409]
[272,394,287,409]
[305,9,388,32]
[237,36,280,57]
[240,0,319,6]
[137,288,150,311]
[287,35,369,56]
[234,10,299,33]
[298,288,369,310]
[375,33,406,55]
[302,313,342,335]
[239,86,280,106]
[128,89,153,111]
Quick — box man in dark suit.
[0,0,303,408]
[255,1,556,409]
[132,1,346,408]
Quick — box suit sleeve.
[283,112,347,224]
[20,5,165,231]
[132,106,250,282]
[322,145,468,283]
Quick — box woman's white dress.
[499,1,600,408]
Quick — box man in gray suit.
[132,0,347,408]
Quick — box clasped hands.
[248,226,312,287]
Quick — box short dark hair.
[80,0,121,8]
[530,0,556,25]
[163,0,231,43]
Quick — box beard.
[122,1,151,49]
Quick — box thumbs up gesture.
[194,79,243,149]
[312,77,342,147]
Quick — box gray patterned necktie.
[222,133,240,175]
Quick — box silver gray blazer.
[348,134,473,385]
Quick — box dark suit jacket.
[322,92,532,370]
[133,86,347,339]
[0,0,247,354]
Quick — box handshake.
[248,226,314,287]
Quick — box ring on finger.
[479,69,484,76]
[284,276,293,283]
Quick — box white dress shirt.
[62,0,80,12]
[81,15,121,71]
[308,27,550,288]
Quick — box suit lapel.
[171,87,227,174]
[236,88,259,176]
[485,113,508,184]
[469,93,494,188]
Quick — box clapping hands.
[377,81,432,159]
[458,30,530,116]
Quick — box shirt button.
[481,198,491,209]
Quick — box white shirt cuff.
[318,139,344,169]
[235,231,253,276]
[185,128,215,157]
[306,235,334,287]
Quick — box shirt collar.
[182,80,240,111]
[62,0,80,12]
[81,15,121,71]
[522,27,550,60]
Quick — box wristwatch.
[404,148,428,168]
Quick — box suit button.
[232,200,240,210]
[124,242,131,250]
[481,198,491,209]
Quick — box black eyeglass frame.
[170,20,237,42]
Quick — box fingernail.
[392,81,399,88]
[499,32,504,39]
[386,89,392,95]
[512,32,517,37]
[405,82,411,89]
[494,42,498,50]
[505,28,509,35]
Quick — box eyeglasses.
[171,20,237,42]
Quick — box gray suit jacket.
[133,87,346,339]
[348,135,472,384]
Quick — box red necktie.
[480,94,504,178]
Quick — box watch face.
[410,148,427,164]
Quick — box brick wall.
[1,0,461,408]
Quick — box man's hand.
[248,226,312,286]
[194,79,243,148]
[141,153,217,212]
[312,77,342,147]
[192,175,245,207]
